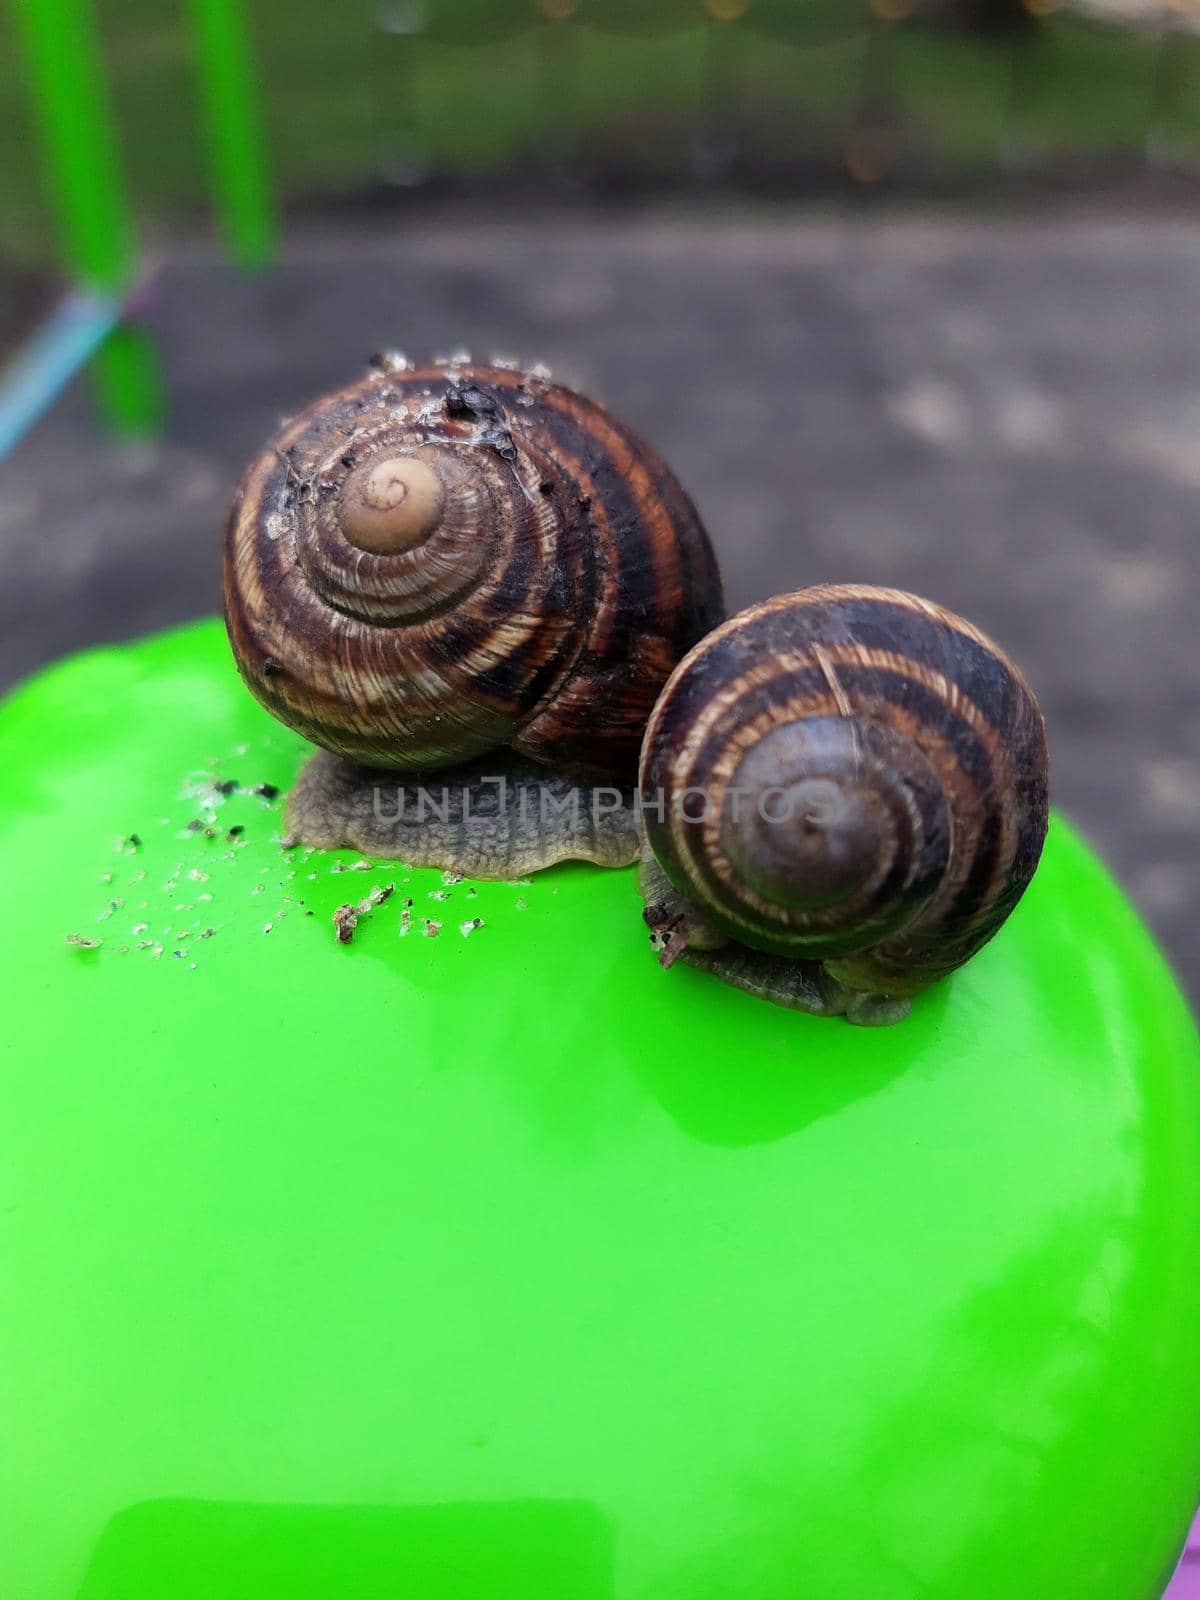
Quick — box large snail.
[637,584,1049,1025]
[222,356,724,876]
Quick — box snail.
[222,356,724,877]
[637,584,1049,1025]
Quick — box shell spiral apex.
[222,357,724,781]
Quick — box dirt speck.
[332,882,394,945]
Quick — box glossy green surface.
[2,619,1199,1600]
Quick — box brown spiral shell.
[223,359,724,779]
[639,584,1049,997]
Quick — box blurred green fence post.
[848,0,909,186]
[10,0,165,434]
[185,0,279,269]
[537,0,581,176]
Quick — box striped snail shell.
[638,584,1049,1016]
[223,358,724,782]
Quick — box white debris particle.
[459,918,485,938]
[65,933,103,950]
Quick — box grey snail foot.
[675,944,847,1019]
[841,991,913,1028]
[284,749,639,879]
[653,934,913,1026]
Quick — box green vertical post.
[10,0,164,434]
[186,0,279,270]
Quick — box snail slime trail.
[223,358,724,878]
[637,584,1049,1026]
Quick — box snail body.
[223,358,724,874]
[638,584,1049,1023]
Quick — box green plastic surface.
[2,618,1199,1600]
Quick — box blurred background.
[0,0,1197,1026]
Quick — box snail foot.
[679,948,912,1025]
[841,990,913,1028]
[678,944,846,1019]
[285,750,639,879]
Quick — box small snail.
[637,584,1049,1025]
[223,356,724,876]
